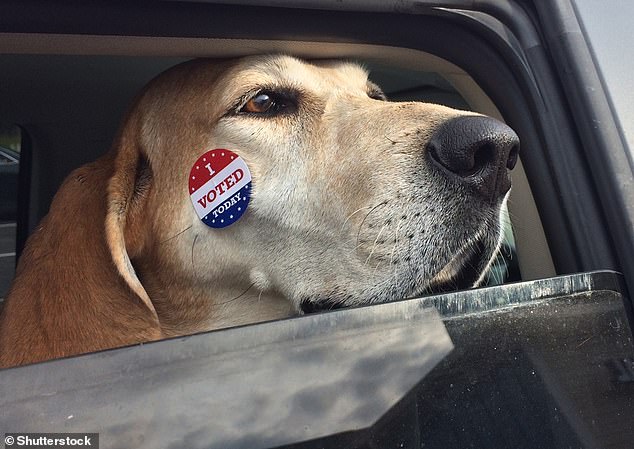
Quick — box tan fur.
[0,55,509,367]
[0,155,162,367]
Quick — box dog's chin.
[298,236,498,315]
[424,238,495,295]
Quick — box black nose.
[426,116,519,201]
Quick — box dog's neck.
[134,262,294,336]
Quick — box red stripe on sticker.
[188,149,237,193]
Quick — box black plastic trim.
[530,0,634,321]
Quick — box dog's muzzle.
[301,116,520,314]
[426,116,519,202]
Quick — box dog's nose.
[426,116,519,200]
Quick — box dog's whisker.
[340,205,375,233]
[356,201,388,245]
[389,220,402,270]
[495,264,506,285]
[384,134,404,145]
[364,224,388,266]
[386,222,404,299]
[160,225,193,245]
[217,282,256,307]
[373,261,382,278]
[406,236,418,285]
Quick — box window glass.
[2,272,631,448]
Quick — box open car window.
[2,271,632,448]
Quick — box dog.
[0,55,518,367]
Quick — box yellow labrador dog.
[0,55,518,367]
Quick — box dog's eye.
[239,91,294,115]
[242,93,275,113]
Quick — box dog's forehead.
[220,55,370,95]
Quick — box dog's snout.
[426,116,520,200]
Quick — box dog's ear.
[105,117,157,317]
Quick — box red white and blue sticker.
[189,149,252,228]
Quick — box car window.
[574,0,634,155]
[2,271,631,448]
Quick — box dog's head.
[106,55,518,323]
